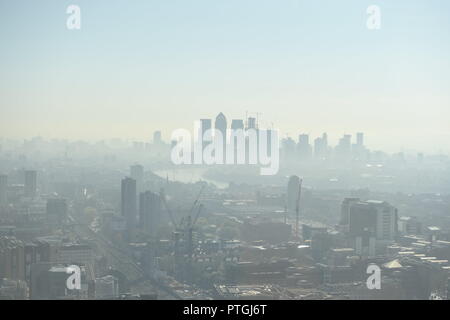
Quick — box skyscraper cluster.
[282,132,367,162]
[197,113,274,165]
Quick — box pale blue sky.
[1,0,449,152]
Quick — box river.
[154,167,229,189]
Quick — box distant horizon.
[1,1,450,154]
[1,0,450,304]
[2,126,449,156]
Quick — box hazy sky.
[1,0,449,153]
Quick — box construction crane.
[184,186,205,258]
[187,185,205,218]
[160,188,186,280]
[186,204,204,258]
[181,203,204,284]
[192,203,204,227]
[295,179,303,240]
[160,186,206,282]
[159,186,205,229]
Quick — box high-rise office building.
[356,132,364,147]
[199,119,212,152]
[313,133,328,160]
[313,138,323,159]
[298,134,309,145]
[245,117,258,164]
[24,241,52,284]
[0,237,25,280]
[352,132,366,159]
[287,175,300,214]
[298,134,312,160]
[348,200,398,241]
[24,170,37,198]
[121,177,137,234]
[322,133,328,147]
[231,119,244,130]
[139,191,162,236]
[0,174,7,206]
[245,117,261,163]
[261,129,273,157]
[215,112,227,137]
[347,199,397,256]
[247,117,256,130]
[336,134,352,159]
[230,120,244,164]
[215,112,227,163]
[200,119,212,138]
[282,137,297,161]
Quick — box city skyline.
[1,1,450,153]
[1,112,445,156]
[2,0,450,305]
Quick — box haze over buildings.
[1,1,450,153]
[0,1,450,302]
